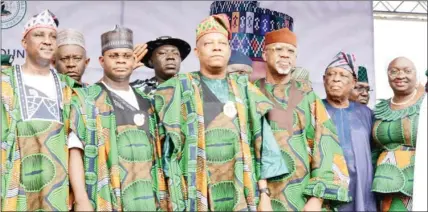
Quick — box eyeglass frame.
[264,45,297,56]
[353,85,373,93]
[387,68,414,77]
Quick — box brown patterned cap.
[101,25,133,54]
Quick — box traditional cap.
[57,28,86,50]
[265,27,297,47]
[47,10,59,27]
[357,66,369,83]
[142,36,191,68]
[326,51,357,75]
[210,1,294,61]
[23,9,57,37]
[196,14,231,42]
[228,50,252,67]
[292,66,310,81]
[101,25,133,54]
[1,54,14,66]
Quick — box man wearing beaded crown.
[154,14,289,211]
[1,9,76,211]
[254,28,351,211]
[322,51,377,211]
[67,25,168,211]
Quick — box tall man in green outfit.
[67,25,168,211]
[154,14,289,211]
[1,9,75,211]
[254,27,351,211]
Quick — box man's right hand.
[133,43,148,70]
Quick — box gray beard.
[277,67,292,75]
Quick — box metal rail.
[373,1,427,22]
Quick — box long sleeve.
[260,117,289,179]
[69,95,87,143]
[302,92,351,203]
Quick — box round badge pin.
[133,113,145,126]
[223,101,237,118]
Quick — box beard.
[276,66,292,75]
[274,60,292,75]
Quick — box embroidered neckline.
[374,93,426,121]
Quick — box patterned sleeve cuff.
[303,180,351,203]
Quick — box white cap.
[23,9,57,37]
[57,28,86,50]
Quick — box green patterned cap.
[196,14,230,42]
[357,66,368,83]
[1,54,14,66]
[425,69,427,77]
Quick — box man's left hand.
[133,43,148,70]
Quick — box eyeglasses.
[354,86,373,93]
[265,46,296,55]
[388,68,413,77]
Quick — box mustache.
[40,47,54,51]
[276,60,290,64]
[392,78,409,83]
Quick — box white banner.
[1,1,375,107]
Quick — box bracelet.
[259,187,271,197]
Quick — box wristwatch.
[259,187,271,197]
